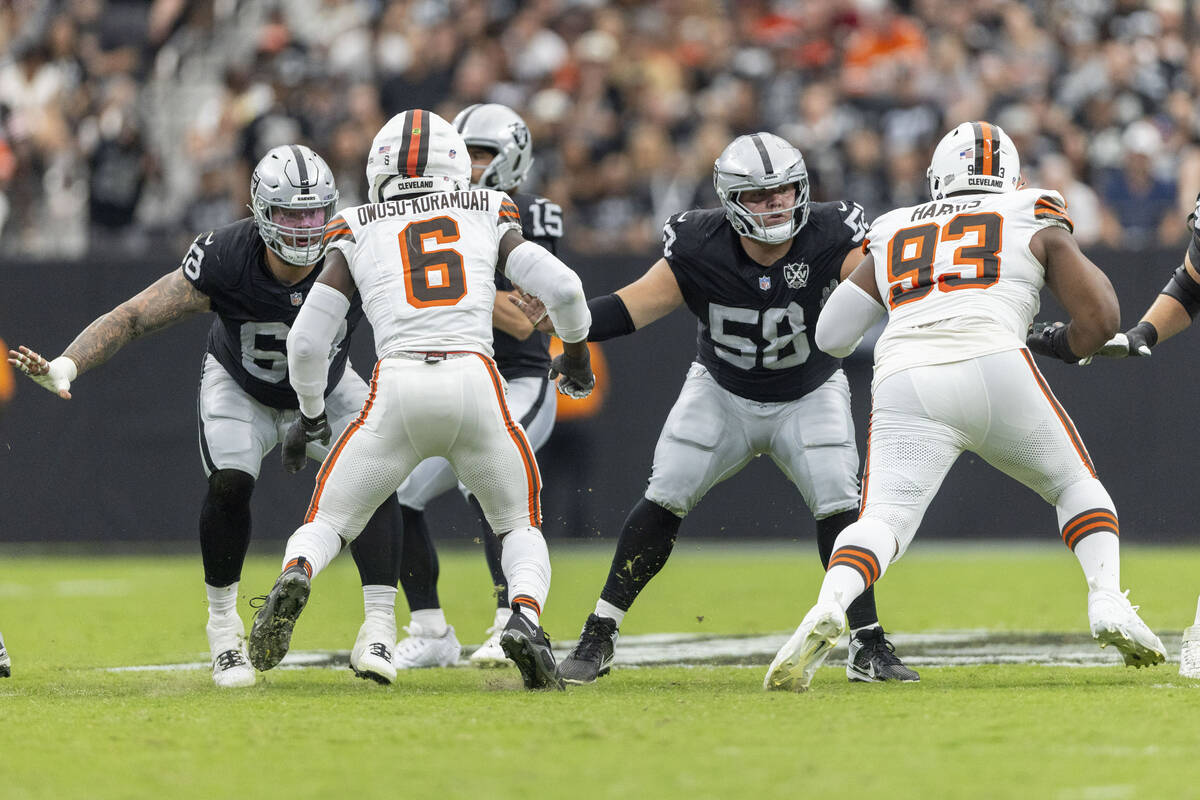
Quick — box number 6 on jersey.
[400,216,467,307]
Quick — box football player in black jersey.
[9,145,403,688]
[389,103,567,670]
[518,132,918,685]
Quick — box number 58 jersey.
[325,189,523,358]
[865,187,1074,388]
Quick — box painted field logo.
[783,262,809,289]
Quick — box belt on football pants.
[385,350,477,363]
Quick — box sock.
[283,521,344,579]
[397,504,441,610]
[349,495,400,587]
[850,624,881,637]
[411,607,448,636]
[598,497,682,613]
[362,584,397,626]
[205,582,239,626]
[817,510,880,630]
[199,469,255,587]
[595,599,626,627]
[817,517,895,611]
[472,496,509,608]
[492,606,512,628]
[1055,479,1120,593]
[500,526,551,624]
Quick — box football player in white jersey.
[247,110,593,690]
[764,122,1167,691]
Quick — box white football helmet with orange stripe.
[927,121,1021,201]
[366,109,471,203]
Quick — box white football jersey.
[864,187,1073,388]
[324,189,522,357]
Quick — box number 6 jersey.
[324,189,523,358]
[864,187,1074,388]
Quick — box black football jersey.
[1188,191,1200,267]
[181,217,363,409]
[492,191,562,381]
[663,201,867,402]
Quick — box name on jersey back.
[908,197,983,222]
[355,191,494,226]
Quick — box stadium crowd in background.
[2,0,1200,259]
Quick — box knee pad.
[206,469,255,507]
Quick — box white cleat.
[469,608,513,668]
[351,619,398,685]
[393,621,460,670]
[764,601,846,692]
[1087,581,1166,669]
[206,619,255,689]
[1179,595,1200,679]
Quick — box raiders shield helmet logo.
[783,262,809,289]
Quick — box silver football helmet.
[713,132,810,244]
[366,109,471,203]
[452,103,534,191]
[250,144,338,267]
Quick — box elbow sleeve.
[505,241,592,342]
[814,281,885,358]
[287,282,350,416]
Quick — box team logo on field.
[290,291,304,307]
[783,261,809,289]
[758,275,771,291]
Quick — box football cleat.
[499,612,563,690]
[393,622,461,670]
[469,608,513,668]
[1087,581,1166,669]
[248,560,311,672]
[1180,596,1200,679]
[351,619,398,684]
[846,627,920,683]
[206,618,255,689]
[0,631,10,678]
[558,614,619,685]
[764,601,846,692]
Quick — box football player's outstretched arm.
[815,254,885,358]
[7,269,210,399]
[1100,249,1199,358]
[1029,225,1120,362]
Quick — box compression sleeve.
[585,293,635,341]
[503,240,591,343]
[287,282,351,417]
[814,280,886,358]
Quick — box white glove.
[8,346,77,399]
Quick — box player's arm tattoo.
[62,269,210,375]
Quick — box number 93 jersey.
[181,217,363,409]
[865,187,1074,389]
[325,189,522,358]
[663,201,867,403]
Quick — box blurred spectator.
[2,0,1200,259]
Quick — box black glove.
[282,412,331,474]
[549,348,594,399]
[1123,321,1158,357]
[1026,321,1081,364]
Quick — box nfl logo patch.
[290,291,304,307]
[759,275,771,291]
[449,149,457,159]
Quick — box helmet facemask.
[250,144,339,268]
[453,104,534,192]
[724,179,810,244]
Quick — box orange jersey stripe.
[474,354,542,527]
[1020,350,1096,478]
[304,361,382,522]
[859,413,875,514]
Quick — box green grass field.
[3,542,1199,799]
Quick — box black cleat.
[248,561,311,672]
[0,631,10,677]
[846,626,919,683]
[558,614,619,685]
[499,611,564,690]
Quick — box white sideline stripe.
[105,630,1187,673]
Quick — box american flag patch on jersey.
[377,145,391,154]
